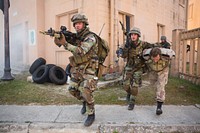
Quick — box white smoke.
[0,12,29,77]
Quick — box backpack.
[70,32,109,78]
[91,32,110,77]
[93,34,110,64]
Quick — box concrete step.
[0,105,200,132]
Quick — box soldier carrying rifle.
[53,14,99,127]
[116,26,153,110]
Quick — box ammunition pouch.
[69,55,90,67]
[74,55,89,64]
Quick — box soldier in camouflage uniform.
[160,36,170,49]
[146,47,170,115]
[117,27,153,110]
[54,14,98,126]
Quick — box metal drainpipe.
[109,0,115,68]
[185,0,188,30]
[1,0,14,81]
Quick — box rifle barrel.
[39,31,47,35]
[39,30,61,38]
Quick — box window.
[157,24,165,42]
[180,0,185,5]
[56,10,78,32]
[173,12,175,21]
[179,0,185,7]
[188,4,193,19]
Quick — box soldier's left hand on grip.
[54,34,67,47]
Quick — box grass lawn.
[0,73,199,105]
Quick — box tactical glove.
[54,34,66,47]
[116,48,123,57]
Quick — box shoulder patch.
[84,35,96,43]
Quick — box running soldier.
[160,36,170,49]
[54,14,99,126]
[116,27,153,110]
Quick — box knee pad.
[68,86,77,91]
[68,81,78,91]
[68,86,78,96]
[129,85,138,96]
[123,85,130,93]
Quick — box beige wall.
[0,0,188,74]
[188,0,200,29]
[43,0,110,68]
[0,0,45,73]
[10,0,38,64]
[107,0,187,71]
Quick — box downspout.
[109,0,115,67]
[185,0,188,30]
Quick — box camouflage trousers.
[122,68,143,104]
[149,67,169,102]
[68,67,98,115]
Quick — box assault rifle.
[40,26,77,47]
[119,21,130,48]
[118,21,131,86]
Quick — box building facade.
[0,0,188,75]
[187,0,200,29]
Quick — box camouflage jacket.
[121,40,153,71]
[146,57,170,72]
[63,28,98,66]
[160,41,170,49]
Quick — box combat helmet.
[160,36,166,41]
[71,14,89,26]
[128,27,141,37]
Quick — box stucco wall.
[188,0,200,29]
[0,0,45,74]
[0,0,188,75]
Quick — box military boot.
[128,103,135,110]
[128,97,135,110]
[156,101,163,115]
[81,101,86,114]
[84,113,95,127]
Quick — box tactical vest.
[72,31,109,66]
[126,40,145,71]
[73,33,98,65]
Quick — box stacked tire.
[29,58,67,85]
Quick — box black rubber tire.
[46,64,56,83]
[29,57,46,74]
[49,66,67,85]
[32,65,49,84]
